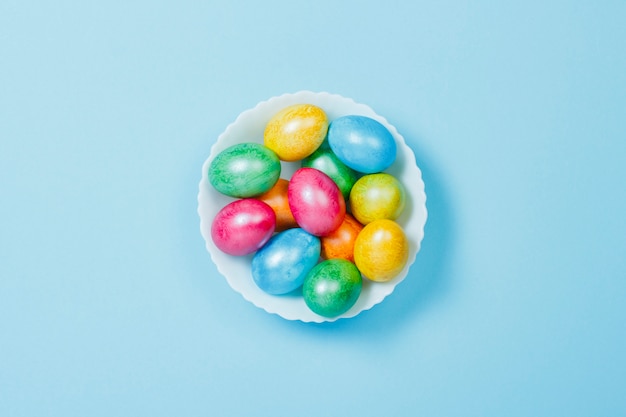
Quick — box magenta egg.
[211,199,276,256]
[288,168,346,236]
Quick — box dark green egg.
[209,143,281,197]
[301,146,357,201]
[303,259,362,318]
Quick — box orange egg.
[320,213,364,262]
[354,219,409,282]
[257,179,298,232]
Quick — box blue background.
[1,1,625,416]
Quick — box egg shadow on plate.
[275,133,457,344]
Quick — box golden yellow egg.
[354,219,409,282]
[264,104,328,161]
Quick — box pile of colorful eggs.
[208,104,409,318]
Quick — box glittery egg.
[303,259,362,318]
[354,219,409,282]
[264,104,328,161]
[328,115,396,173]
[211,199,276,256]
[349,173,406,225]
[320,213,363,262]
[209,143,281,197]
[257,178,298,232]
[251,228,321,295]
[288,168,346,236]
[301,143,358,201]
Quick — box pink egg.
[288,168,346,236]
[211,199,276,256]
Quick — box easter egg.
[354,219,409,282]
[288,168,346,236]
[302,144,358,201]
[264,104,328,161]
[328,115,396,173]
[209,143,281,198]
[211,199,276,256]
[303,259,362,318]
[251,228,321,295]
[349,173,406,225]
[257,178,298,232]
[320,213,363,262]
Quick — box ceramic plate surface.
[198,91,427,322]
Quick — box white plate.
[198,91,427,322]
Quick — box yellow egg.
[354,219,409,282]
[349,173,405,225]
[264,104,328,161]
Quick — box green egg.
[303,259,362,318]
[209,143,281,197]
[301,145,357,201]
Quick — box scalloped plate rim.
[197,91,427,323]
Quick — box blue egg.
[327,115,397,174]
[251,228,321,295]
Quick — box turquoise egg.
[251,228,321,295]
[301,144,358,201]
[328,115,396,174]
[302,259,362,317]
[209,143,281,198]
